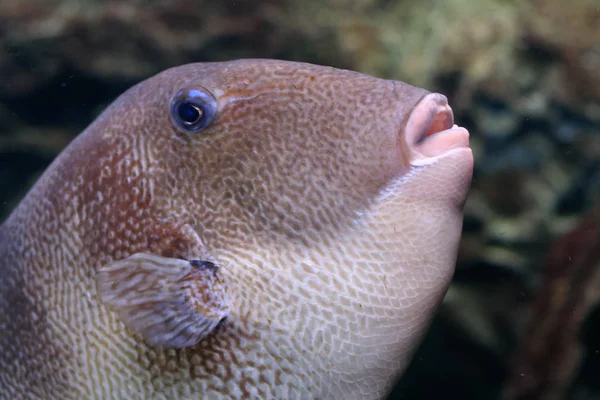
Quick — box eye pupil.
[178,102,202,124]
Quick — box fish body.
[0,59,473,399]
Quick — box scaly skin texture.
[0,59,473,399]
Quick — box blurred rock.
[573,129,600,163]
[479,170,532,216]
[487,217,543,247]
[473,95,521,140]
[521,0,600,106]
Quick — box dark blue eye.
[170,88,217,133]
[177,102,201,123]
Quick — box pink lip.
[405,93,470,161]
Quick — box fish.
[0,59,473,399]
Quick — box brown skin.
[0,59,473,399]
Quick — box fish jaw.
[352,147,474,393]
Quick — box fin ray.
[96,253,228,348]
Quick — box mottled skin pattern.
[0,59,473,399]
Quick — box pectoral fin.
[96,253,228,348]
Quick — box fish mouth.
[404,93,470,164]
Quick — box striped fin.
[96,253,229,348]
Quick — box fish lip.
[404,93,470,163]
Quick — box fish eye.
[170,88,217,133]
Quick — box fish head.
[98,59,473,396]
[141,60,472,238]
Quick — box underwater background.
[0,1,598,399]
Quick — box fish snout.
[404,93,471,165]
